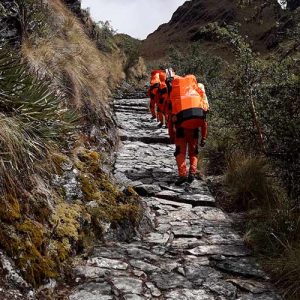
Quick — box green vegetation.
[115,34,142,76]
[0,0,141,287]
[167,20,299,299]
[0,48,74,196]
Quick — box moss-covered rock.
[0,194,21,222]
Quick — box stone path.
[68,98,281,300]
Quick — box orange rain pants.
[148,83,160,118]
[157,83,168,124]
[174,121,208,177]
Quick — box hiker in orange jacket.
[167,73,209,185]
[157,72,169,128]
[148,71,160,120]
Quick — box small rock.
[188,245,250,257]
[211,257,267,279]
[145,282,161,297]
[134,184,161,196]
[228,279,271,294]
[88,257,128,270]
[165,289,214,300]
[150,272,193,290]
[111,277,143,295]
[129,260,159,272]
[203,279,237,299]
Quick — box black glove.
[200,138,206,147]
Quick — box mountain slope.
[141,0,283,61]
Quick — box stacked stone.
[67,97,281,300]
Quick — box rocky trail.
[67,97,281,300]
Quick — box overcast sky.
[81,0,187,40]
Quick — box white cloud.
[81,0,186,39]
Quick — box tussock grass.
[271,245,300,299]
[21,0,124,125]
[224,152,283,211]
[221,151,300,299]
[245,204,300,300]
[200,126,238,175]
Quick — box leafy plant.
[0,48,75,193]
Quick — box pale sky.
[81,0,187,40]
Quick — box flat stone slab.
[88,257,128,270]
[211,257,267,279]
[188,244,251,257]
[134,184,161,196]
[228,279,272,294]
[203,279,237,299]
[148,197,193,209]
[150,272,193,290]
[165,289,215,300]
[129,260,159,272]
[172,226,203,238]
[69,282,112,300]
[111,277,143,295]
[155,190,216,207]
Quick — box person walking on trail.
[167,72,209,186]
[157,71,169,128]
[148,70,162,121]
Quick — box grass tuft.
[224,152,284,211]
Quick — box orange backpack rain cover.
[170,75,208,129]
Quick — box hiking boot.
[151,116,156,120]
[175,176,187,186]
[187,173,195,183]
[158,122,163,128]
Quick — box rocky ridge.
[64,97,281,300]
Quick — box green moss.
[0,194,21,222]
[0,223,56,287]
[79,175,101,201]
[73,147,102,173]
[18,241,57,286]
[49,239,71,262]
[17,219,45,248]
[51,202,82,241]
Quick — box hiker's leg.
[187,128,199,175]
[175,127,187,177]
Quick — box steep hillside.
[142,0,285,61]
[0,0,144,295]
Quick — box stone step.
[120,134,171,144]
[155,190,216,207]
[114,105,149,112]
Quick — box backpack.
[170,75,207,129]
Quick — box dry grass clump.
[21,0,124,124]
[222,151,300,299]
[270,245,300,299]
[224,152,283,211]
